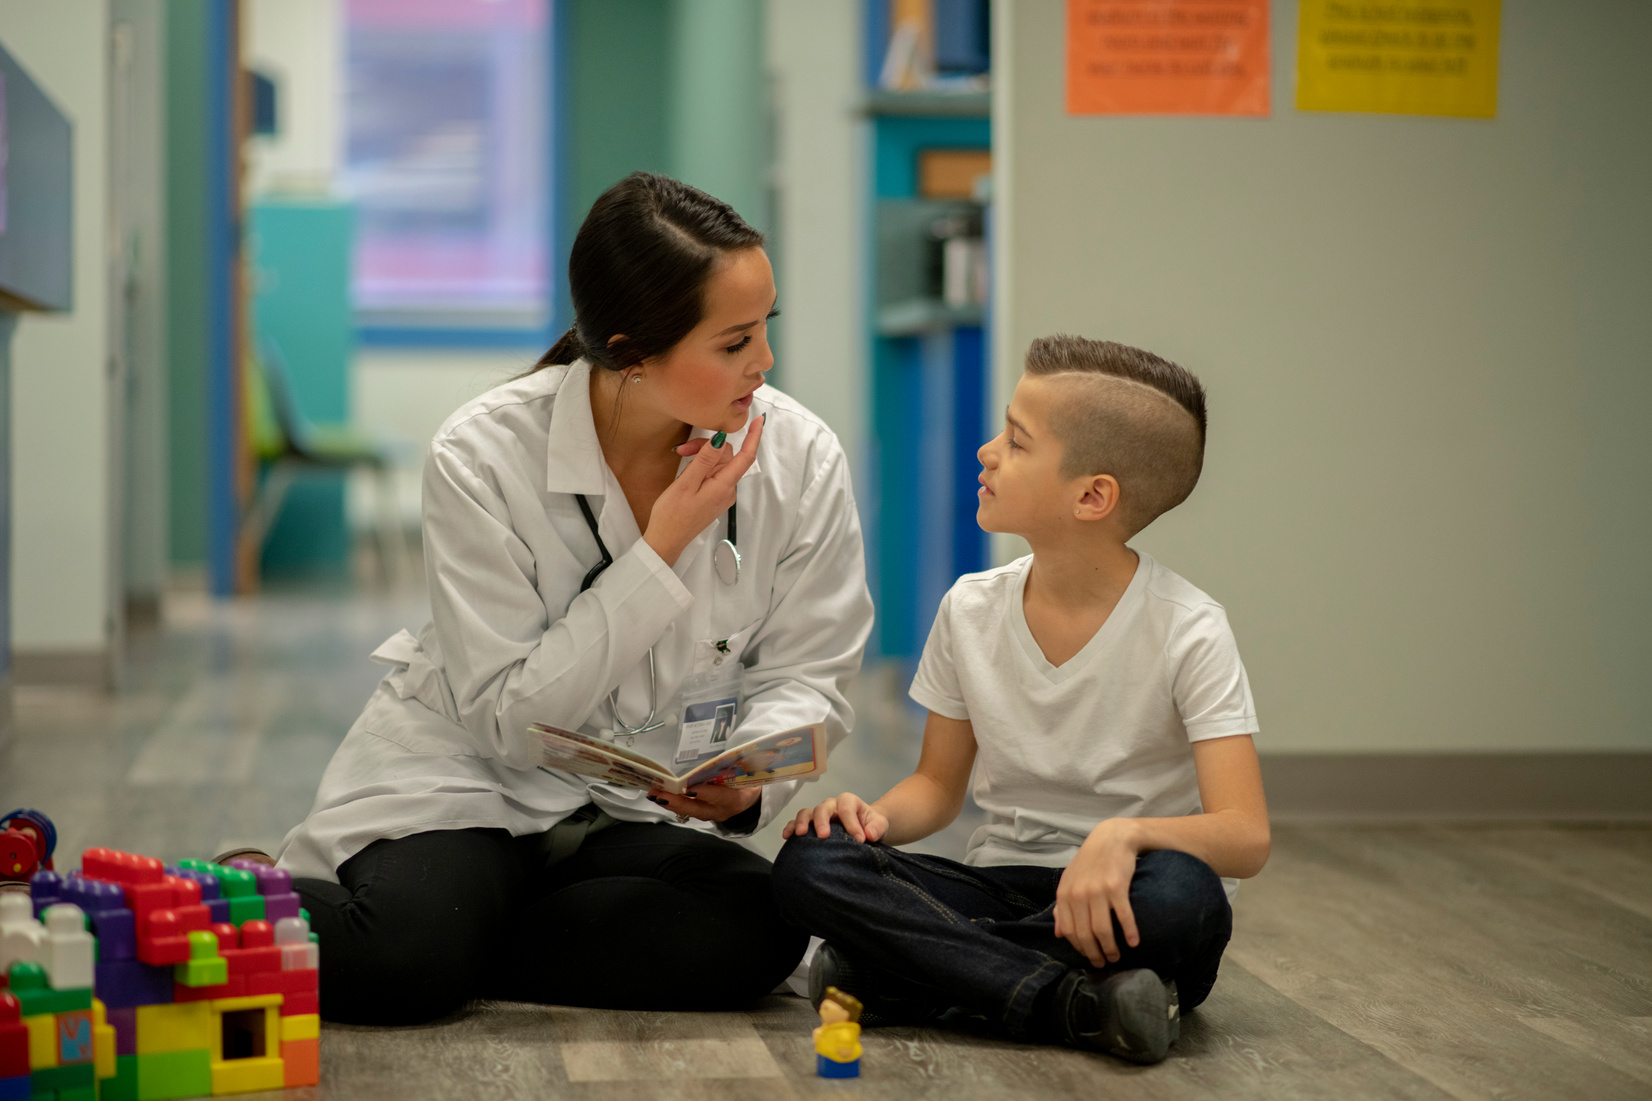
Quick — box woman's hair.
[536,172,764,373]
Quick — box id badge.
[674,643,743,766]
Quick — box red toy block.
[281,1037,319,1088]
[171,974,245,1002]
[222,946,281,976]
[245,969,317,997]
[279,990,318,1017]
[0,994,26,1079]
[238,920,273,948]
[209,924,238,952]
[137,934,190,967]
[167,876,201,906]
[85,849,163,886]
[172,904,211,935]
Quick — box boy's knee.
[1132,850,1231,943]
[771,826,873,916]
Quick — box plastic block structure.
[0,847,321,1099]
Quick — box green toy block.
[58,1088,98,1101]
[216,869,256,899]
[225,895,264,925]
[134,1050,210,1101]
[298,908,310,924]
[98,1055,139,1101]
[173,957,227,987]
[8,962,91,1016]
[30,1062,95,1091]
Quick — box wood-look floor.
[1,583,1647,1100]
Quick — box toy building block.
[95,958,176,1009]
[173,932,227,988]
[92,999,116,1079]
[280,1036,319,1088]
[274,917,320,972]
[105,1006,136,1056]
[133,1002,211,1056]
[0,894,45,974]
[91,905,137,961]
[133,1048,210,1101]
[27,1060,93,1093]
[9,961,91,1016]
[43,903,95,991]
[278,990,317,1017]
[276,1013,318,1044]
[0,1076,25,1101]
[135,912,193,968]
[207,924,237,953]
[210,1055,283,1096]
[28,870,61,915]
[0,993,27,1079]
[100,1054,138,1101]
[22,1012,52,1069]
[56,1007,94,1066]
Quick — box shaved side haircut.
[1023,335,1207,537]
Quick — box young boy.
[771,335,1268,1064]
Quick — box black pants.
[294,822,808,1025]
[772,825,1232,1037]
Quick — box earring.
[630,374,643,384]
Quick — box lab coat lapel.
[544,359,607,497]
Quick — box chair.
[240,339,412,586]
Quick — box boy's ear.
[1073,474,1121,523]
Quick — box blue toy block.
[162,867,219,902]
[204,899,231,925]
[91,907,136,960]
[94,959,174,1009]
[29,869,61,905]
[0,1075,25,1101]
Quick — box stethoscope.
[574,491,740,737]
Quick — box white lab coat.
[277,358,873,883]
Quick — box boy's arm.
[1055,734,1270,967]
[782,711,977,845]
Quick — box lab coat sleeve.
[423,441,694,768]
[720,439,873,835]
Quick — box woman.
[267,173,872,1024]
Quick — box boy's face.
[976,374,1096,538]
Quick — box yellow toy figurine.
[813,986,863,1078]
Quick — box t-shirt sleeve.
[1168,603,1260,743]
[909,588,970,720]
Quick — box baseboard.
[12,648,108,688]
[1260,752,1652,821]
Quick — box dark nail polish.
[648,796,666,806]
[710,430,727,449]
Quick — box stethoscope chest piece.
[713,539,741,586]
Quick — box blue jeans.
[771,825,1232,1037]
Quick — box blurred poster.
[1066,0,1270,116]
[1296,0,1500,117]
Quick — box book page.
[532,723,679,791]
[680,723,827,788]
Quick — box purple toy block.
[261,893,302,922]
[206,898,232,924]
[164,865,220,901]
[29,869,61,904]
[251,866,291,897]
[106,1006,137,1056]
[90,907,135,961]
[94,958,174,1008]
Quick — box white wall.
[764,0,866,480]
[0,1,113,657]
[245,0,342,197]
[995,0,1652,753]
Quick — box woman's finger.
[676,437,710,457]
[708,414,765,488]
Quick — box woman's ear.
[1074,474,1121,523]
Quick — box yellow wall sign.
[1296,1,1501,117]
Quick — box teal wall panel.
[249,200,355,575]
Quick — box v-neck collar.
[1008,551,1150,685]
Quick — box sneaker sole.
[1101,969,1173,1065]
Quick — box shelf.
[875,298,985,337]
[860,90,991,118]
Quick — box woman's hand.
[780,792,888,843]
[644,415,765,566]
[647,782,760,823]
[1054,818,1143,968]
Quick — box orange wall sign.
[1066,0,1271,115]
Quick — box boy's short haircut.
[1024,335,1207,537]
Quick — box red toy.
[0,810,55,883]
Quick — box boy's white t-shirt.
[909,552,1258,900]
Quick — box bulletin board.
[1296,0,1501,117]
[1066,0,1270,116]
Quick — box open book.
[532,721,828,795]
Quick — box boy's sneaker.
[1050,968,1178,1064]
[808,941,942,1027]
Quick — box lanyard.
[573,493,739,736]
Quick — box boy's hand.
[780,793,888,843]
[1054,819,1142,968]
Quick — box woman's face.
[642,247,776,433]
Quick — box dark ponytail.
[534,173,764,374]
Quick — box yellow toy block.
[205,995,280,1015]
[134,1001,212,1055]
[277,1014,319,1042]
[24,1013,56,1069]
[209,1055,284,1095]
[91,998,115,1079]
